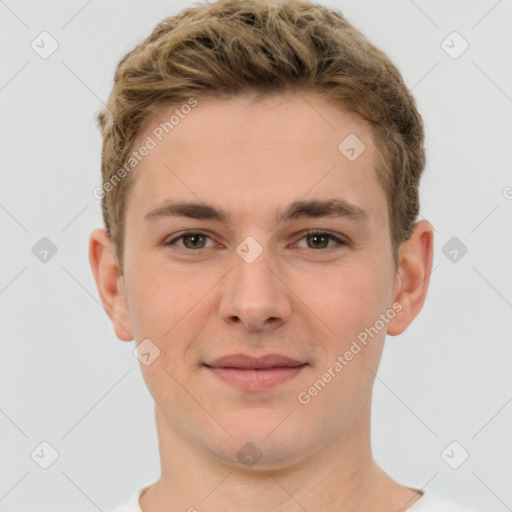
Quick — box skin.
[89,92,434,512]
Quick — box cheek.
[126,254,195,333]
[129,267,204,402]
[298,267,389,411]
[298,264,387,340]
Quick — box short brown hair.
[97,0,425,273]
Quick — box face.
[113,92,403,468]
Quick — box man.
[89,0,480,510]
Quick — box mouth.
[203,353,308,390]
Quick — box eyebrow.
[144,198,369,226]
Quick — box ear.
[88,228,134,341]
[387,220,434,336]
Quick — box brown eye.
[295,230,347,251]
[306,233,331,249]
[165,232,214,249]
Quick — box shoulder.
[107,485,150,512]
[409,492,482,512]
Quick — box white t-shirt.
[109,485,482,512]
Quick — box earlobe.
[88,228,134,342]
[387,221,434,336]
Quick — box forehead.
[127,92,387,230]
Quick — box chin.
[205,421,312,471]
[220,407,296,439]
[215,440,306,472]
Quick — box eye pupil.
[308,234,328,249]
[184,234,205,248]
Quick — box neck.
[140,403,423,512]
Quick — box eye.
[165,231,216,250]
[294,230,347,251]
[164,230,348,252]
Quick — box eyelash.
[164,230,348,253]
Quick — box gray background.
[1,0,511,511]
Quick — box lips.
[204,353,308,390]
[204,353,306,370]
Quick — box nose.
[218,240,292,334]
